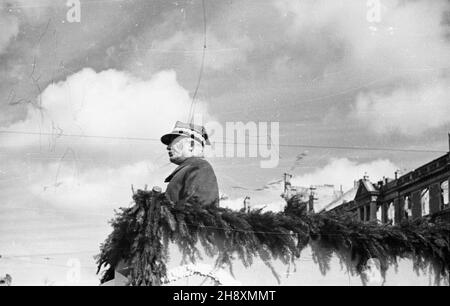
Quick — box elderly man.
[161,121,219,207]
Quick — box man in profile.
[161,121,219,207]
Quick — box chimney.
[308,186,317,214]
[284,173,292,193]
[243,196,251,213]
[363,172,369,181]
[308,194,314,213]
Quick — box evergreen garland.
[96,190,450,286]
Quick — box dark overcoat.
[164,157,219,207]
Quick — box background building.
[328,152,450,223]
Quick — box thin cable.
[0,130,157,141]
[2,257,97,271]
[1,217,397,261]
[181,220,386,237]
[2,0,128,10]
[0,215,405,260]
[1,246,315,260]
[0,130,446,153]
[188,0,207,123]
[2,250,98,259]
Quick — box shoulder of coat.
[187,157,214,171]
[189,157,209,165]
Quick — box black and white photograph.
[0,0,449,289]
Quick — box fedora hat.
[161,121,211,146]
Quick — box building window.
[441,181,449,210]
[376,204,382,222]
[404,196,412,220]
[359,207,365,221]
[387,202,395,224]
[365,205,370,221]
[420,188,430,216]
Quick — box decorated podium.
[96,188,450,286]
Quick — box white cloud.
[274,0,450,136]
[0,12,19,54]
[291,158,398,191]
[352,79,450,135]
[223,158,398,212]
[274,0,450,75]
[147,30,252,71]
[5,0,60,24]
[2,68,212,147]
[220,197,246,211]
[0,67,217,213]
[247,158,397,211]
[27,159,171,212]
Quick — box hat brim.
[161,133,186,146]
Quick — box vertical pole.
[284,173,292,193]
[309,194,314,214]
[309,186,317,214]
[283,173,292,200]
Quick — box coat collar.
[164,157,199,183]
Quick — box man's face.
[167,136,191,165]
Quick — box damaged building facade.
[330,152,450,223]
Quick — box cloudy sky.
[0,0,449,284]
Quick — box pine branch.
[96,190,450,286]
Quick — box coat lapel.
[164,159,192,183]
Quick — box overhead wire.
[0,130,446,153]
[187,0,207,123]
